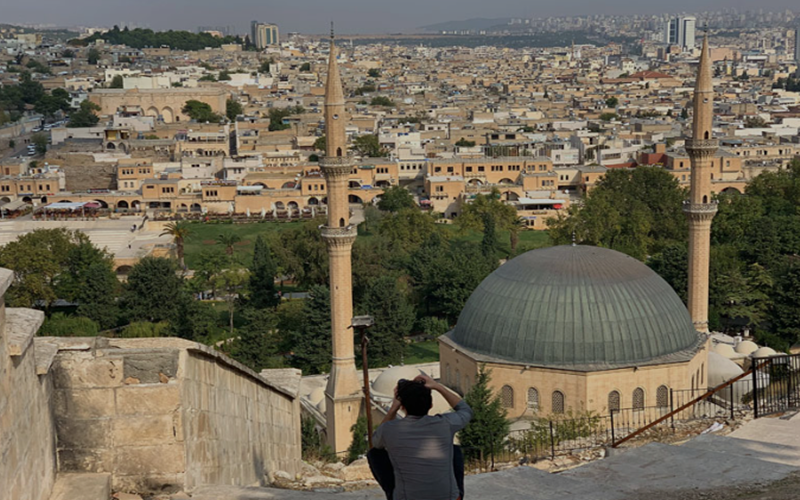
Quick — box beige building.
[90,88,228,124]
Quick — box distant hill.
[419,18,511,33]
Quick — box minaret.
[684,32,717,333]
[320,25,361,453]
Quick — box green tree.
[547,167,687,260]
[217,70,232,81]
[109,75,124,88]
[358,275,415,367]
[273,220,329,288]
[212,266,249,336]
[32,132,48,156]
[458,188,518,254]
[160,221,191,269]
[87,48,101,65]
[122,257,185,324]
[39,313,99,337]
[249,235,280,309]
[120,321,171,338]
[67,100,101,128]
[376,186,416,212]
[680,108,689,120]
[267,108,292,131]
[259,58,275,73]
[480,212,498,258]
[508,216,527,255]
[352,134,388,157]
[229,308,286,371]
[75,262,120,329]
[771,257,800,348]
[313,135,326,152]
[288,285,331,374]
[455,138,476,147]
[458,366,509,465]
[347,416,369,462]
[605,96,619,108]
[226,98,243,121]
[216,232,242,257]
[299,62,311,72]
[182,100,222,122]
[370,96,394,107]
[599,112,618,122]
[377,209,440,253]
[367,68,381,78]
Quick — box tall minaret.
[320,26,361,453]
[684,32,717,333]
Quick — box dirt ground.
[629,472,800,500]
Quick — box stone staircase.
[192,413,800,500]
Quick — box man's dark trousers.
[366,445,465,500]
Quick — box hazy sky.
[2,0,798,34]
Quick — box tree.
[288,285,332,374]
[109,75,124,88]
[367,68,381,78]
[299,62,311,72]
[458,366,509,465]
[508,217,527,255]
[31,133,48,156]
[347,416,369,463]
[358,275,415,367]
[122,257,185,324]
[313,135,326,152]
[182,100,222,122]
[229,308,286,371]
[160,221,191,269]
[61,49,75,58]
[226,98,243,121]
[67,100,101,128]
[39,313,99,337]
[0,229,90,309]
[353,134,388,158]
[87,48,101,65]
[377,209,440,253]
[458,188,518,254]
[377,186,416,212]
[599,112,618,122]
[455,138,476,148]
[212,266,249,336]
[547,167,687,261]
[605,96,619,108]
[75,262,120,329]
[370,96,394,107]
[267,108,293,131]
[770,257,800,348]
[198,74,217,82]
[259,58,275,74]
[216,232,242,257]
[680,108,689,120]
[744,116,767,128]
[249,235,280,309]
[217,70,232,81]
[480,212,498,258]
[8,140,16,149]
[273,220,328,288]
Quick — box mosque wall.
[439,340,710,420]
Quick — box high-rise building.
[665,16,697,50]
[794,28,800,62]
[684,33,717,333]
[250,21,279,49]
[320,31,361,453]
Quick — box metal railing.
[752,354,800,418]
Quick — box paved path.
[192,413,800,500]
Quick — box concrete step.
[5,308,45,357]
[681,433,800,467]
[49,473,111,500]
[728,416,800,444]
[562,442,796,494]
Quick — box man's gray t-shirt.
[372,401,473,500]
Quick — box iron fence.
[752,354,800,417]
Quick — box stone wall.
[51,337,301,494]
[0,269,57,500]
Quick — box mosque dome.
[735,341,759,355]
[751,347,777,358]
[372,366,426,398]
[713,343,737,359]
[448,245,701,369]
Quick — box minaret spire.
[319,22,361,454]
[683,29,718,333]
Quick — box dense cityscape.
[2,6,800,500]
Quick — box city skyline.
[3,0,800,34]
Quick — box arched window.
[633,388,645,411]
[704,131,709,140]
[703,195,708,204]
[552,391,565,414]
[656,385,669,408]
[339,218,345,228]
[455,370,461,391]
[501,385,514,408]
[337,147,343,157]
[700,364,705,387]
[691,375,696,393]
[445,364,450,384]
[608,391,621,413]
[465,376,470,393]
[527,388,539,410]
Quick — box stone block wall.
[51,338,301,494]
[0,271,57,500]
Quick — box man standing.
[369,374,473,500]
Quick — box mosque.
[438,33,721,419]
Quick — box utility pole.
[351,315,375,448]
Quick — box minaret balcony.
[685,139,719,158]
[320,224,358,244]
[682,200,719,219]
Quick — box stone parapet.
[682,201,719,221]
[321,225,358,247]
[686,139,719,159]
[319,156,354,179]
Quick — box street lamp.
[351,315,375,448]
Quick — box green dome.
[448,245,700,369]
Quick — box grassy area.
[404,340,440,364]
[182,221,303,268]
